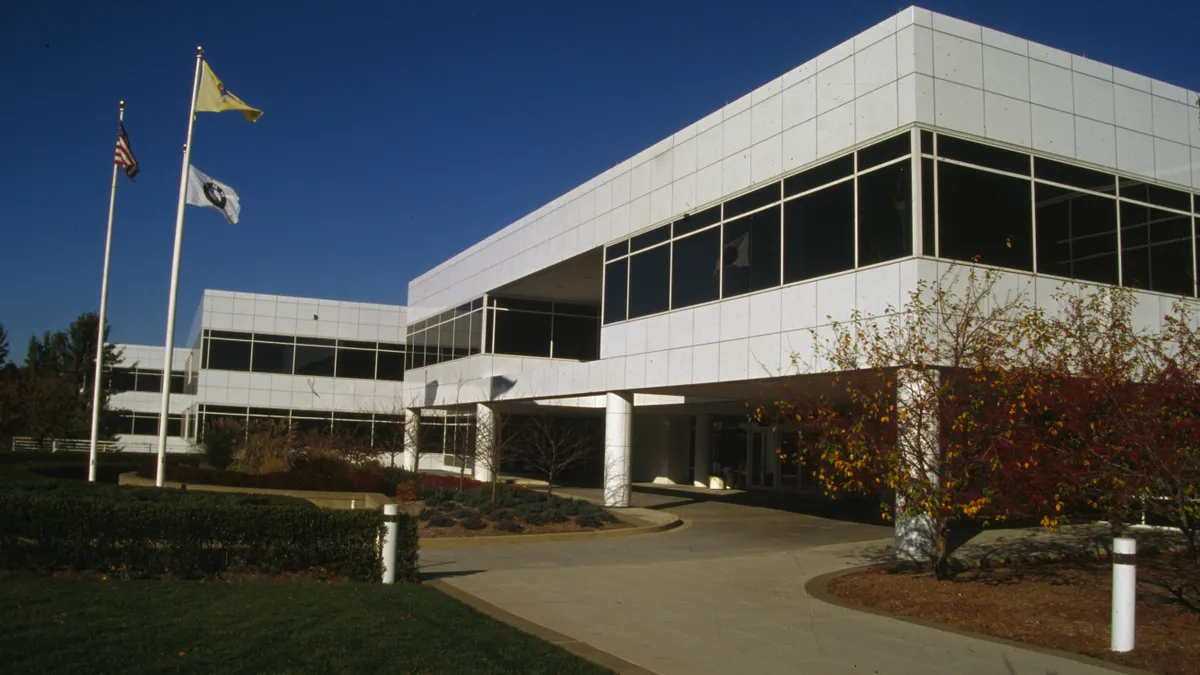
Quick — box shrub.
[514,502,547,523]
[596,509,618,523]
[351,471,382,492]
[450,507,476,519]
[435,501,455,513]
[0,489,417,582]
[417,507,435,521]
[574,513,603,528]
[495,519,523,533]
[427,514,455,527]
[484,507,512,522]
[544,508,569,524]
[423,487,455,506]
[202,420,239,470]
[458,516,487,530]
[395,482,421,502]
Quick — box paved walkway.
[420,486,1123,675]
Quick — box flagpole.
[154,46,204,487]
[87,101,126,483]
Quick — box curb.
[419,508,682,549]
[429,579,659,675]
[805,567,1156,675]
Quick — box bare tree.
[473,404,515,502]
[515,414,594,497]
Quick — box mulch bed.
[396,501,632,538]
[828,552,1200,675]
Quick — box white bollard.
[1111,536,1137,652]
[381,504,399,584]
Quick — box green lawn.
[0,580,611,675]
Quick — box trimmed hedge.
[0,490,418,582]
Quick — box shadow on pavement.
[629,483,886,526]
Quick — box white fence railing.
[9,437,157,454]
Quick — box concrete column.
[474,402,495,483]
[402,408,420,472]
[603,392,633,507]
[894,368,940,561]
[693,414,712,488]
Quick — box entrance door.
[747,428,772,489]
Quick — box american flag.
[114,121,139,180]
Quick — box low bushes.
[415,483,617,532]
[0,487,418,582]
[138,462,413,496]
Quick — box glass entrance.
[747,427,774,489]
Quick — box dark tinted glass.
[376,351,405,380]
[671,226,721,309]
[292,417,331,434]
[336,348,376,379]
[133,414,159,436]
[784,154,854,197]
[784,180,855,283]
[493,296,552,312]
[207,339,252,371]
[723,183,780,220]
[468,311,483,354]
[858,161,913,266]
[552,315,600,360]
[1035,184,1119,285]
[134,371,162,393]
[922,157,936,256]
[167,415,182,437]
[209,330,250,340]
[857,133,910,170]
[296,336,336,346]
[493,309,552,357]
[294,345,335,377]
[554,302,600,317]
[603,259,628,324]
[339,339,376,350]
[920,130,933,154]
[253,333,294,344]
[169,373,185,394]
[628,245,671,318]
[630,225,670,252]
[1118,180,1192,212]
[605,240,629,261]
[937,162,1033,270]
[108,368,136,392]
[249,407,289,418]
[1033,157,1115,194]
[938,135,1029,175]
[251,342,293,374]
[672,205,721,237]
[1120,202,1194,295]
[721,205,781,298]
[378,342,404,353]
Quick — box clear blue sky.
[1,0,1197,360]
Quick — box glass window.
[493,309,552,357]
[468,310,483,355]
[170,373,185,394]
[937,162,1033,270]
[938,135,1029,175]
[451,314,472,359]
[132,414,159,436]
[723,183,780,220]
[784,180,855,283]
[784,154,854,197]
[672,205,721,237]
[1035,184,1119,285]
[921,158,935,256]
[251,342,294,375]
[857,161,913,266]
[552,315,600,360]
[1120,202,1194,295]
[134,370,162,393]
[253,333,294,345]
[604,242,627,261]
[857,133,910,171]
[628,245,671,318]
[376,350,405,381]
[630,225,670,252]
[296,336,336,347]
[671,227,721,309]
[167,415,182,437]
[336,348,376,379]
[108,368,136,392]
[553,302,600,317]
[294,345,335,377]
[919,129,933,154]
[1119,179,1191,212]
[206,339,251,371]
[1034,157,1115,194]
[721,205,781,298]
[603,259,628,324]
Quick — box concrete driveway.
[419,487,1122,675]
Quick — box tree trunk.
[547,469,555,497]
[934,519,951,581]
[491,475,498,503]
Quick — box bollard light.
[1111,536,1136,652]
[381,503,399,584]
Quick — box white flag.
[186,165,241,224]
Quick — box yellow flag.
[196,61,262,122]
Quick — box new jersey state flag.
[196,61,262,122]
[186,166,241,224]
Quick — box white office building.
[397,6,1200,506]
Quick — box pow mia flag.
[185,165,241,224]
